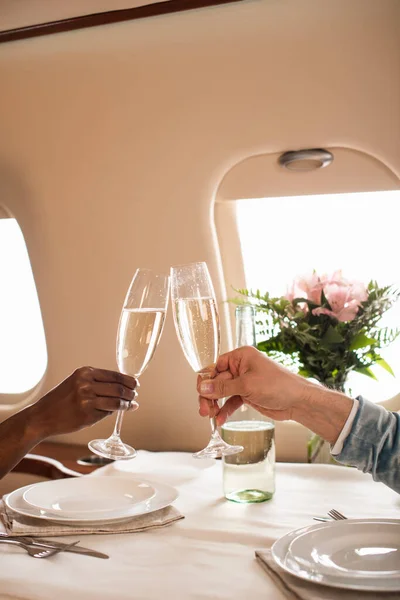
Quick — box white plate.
[272,520,400,592]
[6,477,178,526]
[288,519,400,577]
[22,476,155,518]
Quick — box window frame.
[214,146,400,418]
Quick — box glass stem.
[111,388,139,439]
[112,410,124,438]
[198,370,221,440]
[210,415,218,436]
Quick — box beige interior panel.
[0,205,11,218]
[218,148,400,202]
[0,0,399,460]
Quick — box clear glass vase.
[308,433,336,464]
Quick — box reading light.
[278,149,334,171]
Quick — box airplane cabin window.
[0,218,47,394]
[236,189,400,403]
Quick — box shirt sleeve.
[331,398,359,455]
[333,395,400,494]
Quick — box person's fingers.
[198,396,210,416]
[198,396,220,417]
[215,396,244,425]
[198,371,233,417]
[197,365,218,382]
[198,374,246,400]
[93,397,139,413]
[92,383,138,402]
[87,367,138,390]
[197,369,233,394]
[214,352,231,374]
[208,399,219,418]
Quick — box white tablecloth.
[0,452,399,600]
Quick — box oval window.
[0,217,47,394]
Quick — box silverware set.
[0,535,109,559]
[0,508,349,559]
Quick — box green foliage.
[232,281,400,391]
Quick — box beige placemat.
[0,498,183,537]
[255,550,400,600]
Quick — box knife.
[0,535,109,559]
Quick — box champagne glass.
[89,268,170,460]
[171,262,243,459]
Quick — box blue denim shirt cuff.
[334,395,400,493]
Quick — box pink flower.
[286,270,368,322]
[297,272,323,305]
[322,270,343,284]
[312,279,368,322]
[285,271,323,305]
[285,282,301,302]
[349,280,368,304]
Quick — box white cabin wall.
[0,0,399,459]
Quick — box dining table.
[0,451,399,600]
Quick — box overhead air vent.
[278,149,334,172]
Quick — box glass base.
[88,437,137,461]
[193,437,243,460]
[225,489,273,503]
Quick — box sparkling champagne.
[173,297,220,372]
[117,308,166,377]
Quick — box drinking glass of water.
[170,261,243,459]
[222,305,275,502]
[89,268,170,460]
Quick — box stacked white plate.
[5,476,178,525]
[272,519,400,592]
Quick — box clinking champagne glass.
[170,262,243,459]
[89,268,170,460]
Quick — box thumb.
[198,376,245,400]
[215,396,244,425]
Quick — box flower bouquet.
[234,271,400,462]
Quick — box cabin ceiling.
[0,0,241,43]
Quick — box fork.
[327,509,347,521]
[313,509,348,522]
[0,538,79,558]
